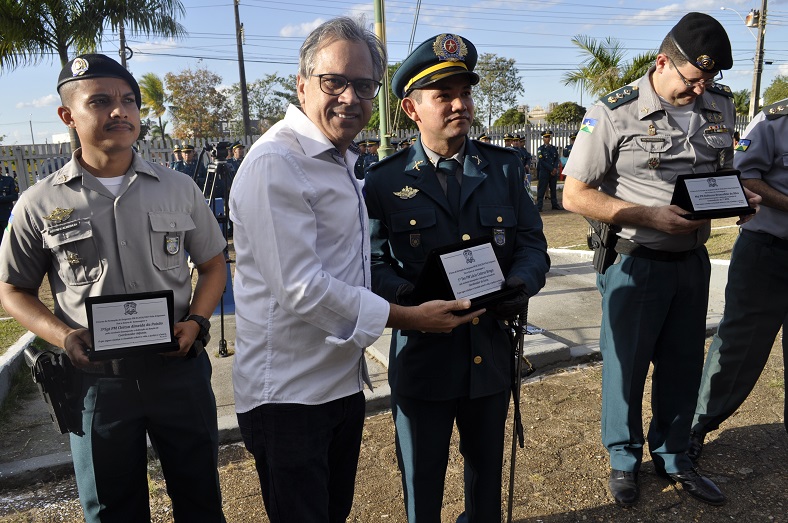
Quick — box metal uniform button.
[170,222,176,228]
[497,216,503,223]
[471,317,480,325]
[462,234,471,241]
[120,240,127,246]
[410,219,417,226]
[473,356,482,364]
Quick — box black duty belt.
[80,343,204,378]
[615,238,695,262]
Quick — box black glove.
[395,283,416,306]
[489,276,529,320]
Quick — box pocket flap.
[390,208,436,233]
[44,219,93,248]
[479,205,516,227]
[149,212,196,233]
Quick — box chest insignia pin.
[394,186,419,199]
[43,207,74,223]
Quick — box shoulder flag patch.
[580,118,597,134]
[734,139,751,152]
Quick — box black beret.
[57,54,141,108]
[391,34,480,99]
[669,12,733,72]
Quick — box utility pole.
[374,0,393,160]
[235,0,252,137]
[749,0,768,119]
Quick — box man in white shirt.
[229,17,482,523]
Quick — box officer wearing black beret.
[0,54,227,521]
[365,33,549,522]
[562,12,758,508]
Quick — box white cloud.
[15,94,59,109]
[280,19,325,38]
[130,39,178,62]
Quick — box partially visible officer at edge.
[365,33,550,522]
[229,17,483,523]
[689,98,788,461]
[0,54,228,522]
[0,172,19,232]
[562,12,760,509]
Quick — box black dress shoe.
[552,204,562,210]
[688,430,705,463]
[657,467,726,506]
[608,469,639,507]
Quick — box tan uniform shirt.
[0,149,226,328]
[564,67,735,251]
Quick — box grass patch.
[0,363,37,426]
[0,319,29,358]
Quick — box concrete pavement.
[0,249,732,488]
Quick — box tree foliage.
[493,108,526,127]
[763,75,788,106]
[474,53,524,128]
[226,73,288,135]
[563,35,656,100]
[368,63,418,132]
[731,89,750,116]
[546,102,587,124]
[139,72,168,135]
[165,67,230,139]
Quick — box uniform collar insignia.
[43,207,74,223]
[413,159,425,171]
[470,155,481,165]
[394,186,419,199]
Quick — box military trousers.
[71,350,225,523]
[693,230,788,435]
[597,247,710,474]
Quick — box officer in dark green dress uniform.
[536,130,561,210]
[365,33,550,523]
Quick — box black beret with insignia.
[57,54,141,108]
[669,12,732,72]
[391,34,480,99]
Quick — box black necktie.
[437,158,461,216]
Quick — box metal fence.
[1,115,752,193]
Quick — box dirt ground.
[1,206,785,522]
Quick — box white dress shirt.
[229,104,390,412]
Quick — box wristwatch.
[185,314,211,341]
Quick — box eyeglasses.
[311,74,382,100]
[668,57,722,88]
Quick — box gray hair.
[299,16,387,81]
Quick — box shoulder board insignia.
[706,83,734,98]
[601,85,639,109]
[763,99,788,120]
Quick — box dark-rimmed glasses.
[311,74,382,100]
[668,57,722,89]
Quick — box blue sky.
[1,0,786,144]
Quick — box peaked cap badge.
[71,57,89,77]
[433,34,468,62]
[394,186,420,200]
[695,55,715,72]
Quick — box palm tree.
[0,0,186,148]
[139,72,169,136]
[563,35,657,101]
[732,89,750,116]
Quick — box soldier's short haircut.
[299,17,387,82]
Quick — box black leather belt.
[81,343,204,378]
[615,239,695,262]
